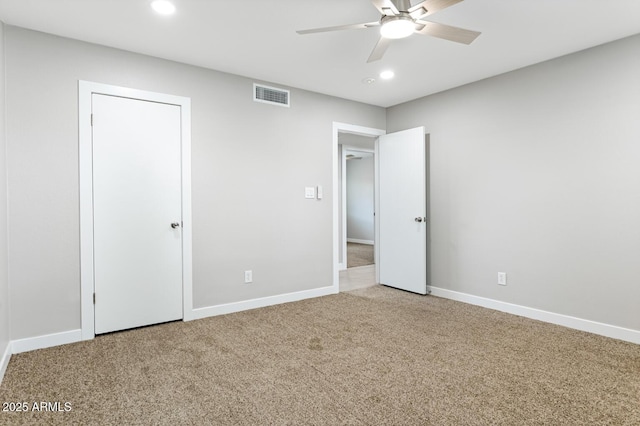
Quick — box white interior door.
[92,94,183,334]
[377,127,427,294]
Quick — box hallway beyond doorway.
[347,242,374,268]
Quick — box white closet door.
[92,93,183,334]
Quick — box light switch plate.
[305,187,315,199]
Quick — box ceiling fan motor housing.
[380,13,413,24]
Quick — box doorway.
[333,122,430,295]
[345,148,375,268]
[79,81,193,340]
[341,142,376,292]
[333,123,384,292]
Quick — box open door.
[377,127,427,294]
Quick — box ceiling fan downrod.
[392,0,413,12]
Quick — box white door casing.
[79,81,193,339]
[92,94,183,334]
[377,127,427,294]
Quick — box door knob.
[414,217,423,223]
[171,222,180,229]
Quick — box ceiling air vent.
[253,83,290,107]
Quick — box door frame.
[79,81,193,340]
[332,122,385,290]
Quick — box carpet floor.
[1,285,639,425]
[347,242,374,268]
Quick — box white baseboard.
[0,341,11,384]
[429,286,640,345]
[8,287,339,355]
[347,238,374,245]
[192,286,338,320]
[11,329,82,354]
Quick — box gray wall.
[0,22,10,357]
[5,26,385,340]
[346,153,374,242]
[387,34,640,331]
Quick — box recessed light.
[151,0,176,15]
[380,70,395,80]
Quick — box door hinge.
[90,114,93,126]
[93,293,96,304]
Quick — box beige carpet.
[1,285,639,425]
[347,242,374,268]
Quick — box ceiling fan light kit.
[380,16,415,39]
[296,0,480,62]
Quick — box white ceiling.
[1,0,639,107]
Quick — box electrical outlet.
[497,272,507,286]
[244,270,253,283]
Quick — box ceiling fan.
[297,0,480,63]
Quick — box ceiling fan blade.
[409,0,464,19]
[370,0,399,15]
[367,36,392,63]
[297,21,379,35]
[415,21,480,44]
